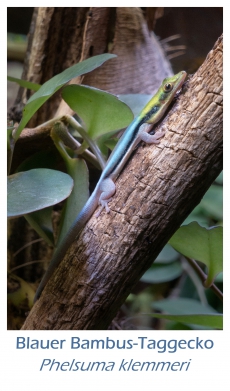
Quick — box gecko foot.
[95,198,112,218]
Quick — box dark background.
[7,7,223,108]
[7,7,223,72]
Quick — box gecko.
[34,70,187,302]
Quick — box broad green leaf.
[169,222,223,286]
[182,210,209,227]
[155,244,179,264]
[14,54,116,140]
[152,298,221,329]
[8,169,73,217]
[118,94,152,117]
[97,131,120,157]
[152,297,218,315]
[141,261,182,283]
[62,85,133,139]
[7,76,41,91]
[150,313,222,329]
[56,158,89,247]
[200,185,223,220]
[25,207,54,246]
[103,137,119,152]
[168,322,192,330]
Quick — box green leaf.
[118,94,152,117]
[153,297,218,315]
[7,169,73,218]
[62,85,133,139]
[14,54,116,140]
[103,137,119,152]
[169,222,223,286]
[25,207,54,246]
[56,158,89,247]
[155,244,179,264]
[168,322,193,330]
[200,185,223,220]
[149,313,222,329]
[7,75,41,91]
[151,298,221,329]
[96,132,119,157]
[182,210,209,227]
[141,261,182,283]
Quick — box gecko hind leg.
[95,178,116,217]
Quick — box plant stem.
[185,256,223,301]
[63,115,106,170]
[19,116,101,170]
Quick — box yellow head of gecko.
[140,71,187,124]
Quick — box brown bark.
[9,7,89,124]
[21,35,223,330]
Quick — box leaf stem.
[17,116,102,169]
[62,115,106,170]
[185,256,223,301]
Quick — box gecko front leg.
[95,178,116,217]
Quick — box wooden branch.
[21,35,222,330]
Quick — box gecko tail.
[33,187,100,303]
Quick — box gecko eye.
[163,83,173,93]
